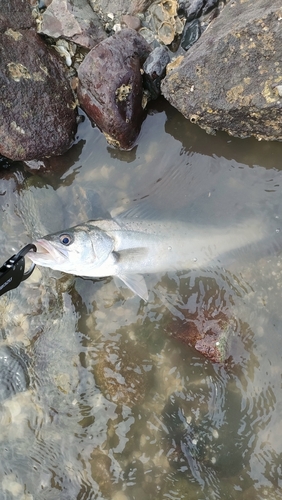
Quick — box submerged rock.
[39,0,107,49]
[94,338,153,406]
[90,450,114,498]
[77,28,151,149]
[0,345,30,402]
[162,389,244,481]
[169,308,235,363]
[0,28,77,160]
[162,0,282,141]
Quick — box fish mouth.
[26,239,68,264]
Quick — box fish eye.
[59,234,72,246]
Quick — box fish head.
[27,222,115,276]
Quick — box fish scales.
[27,216,269,300]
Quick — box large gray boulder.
[161,0,282,141]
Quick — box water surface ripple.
[0,101,282,499]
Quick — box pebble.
[181,19,201,51]
[121,14,141,31]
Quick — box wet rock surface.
[162,0,282,141]
[0,27,77,161]
[39,0,107,49]
[77,28,151,149]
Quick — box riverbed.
[1,99,282,499]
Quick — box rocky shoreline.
[0,0,281,163]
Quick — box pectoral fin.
[117,273,148,301]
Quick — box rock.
[39,0,107,49]
[184,0,219,21]
[144,0,184,46]
[94,338,153,406]
[201,0,220,16]
[143,46,170,99]
[38,0,53,7]
[169,308,235,363]
[77,28,151,149]
[90,450,114,497]
[0,0,35,31]
[120,14,141,31]
[88,0,155,18]
[0,345,30,402]
[276,85,282,97]
[162,0,282,141]
[178,0,219,21]
[180,19,201,51]
[162,389,244,480]
[138,27,160,49]
[0,29,77,161]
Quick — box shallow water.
[1,99,282,499]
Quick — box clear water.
[1,99,282,499]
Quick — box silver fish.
[26,216,270,301]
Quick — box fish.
[26,215,273,301]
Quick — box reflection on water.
[1,100,282,498]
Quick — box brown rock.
[90,450,114,497]
[0,0,35,32]
[169,308,235,363]
[0,29,77,161]
[121,14,141,31]
[77,28,151,150]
